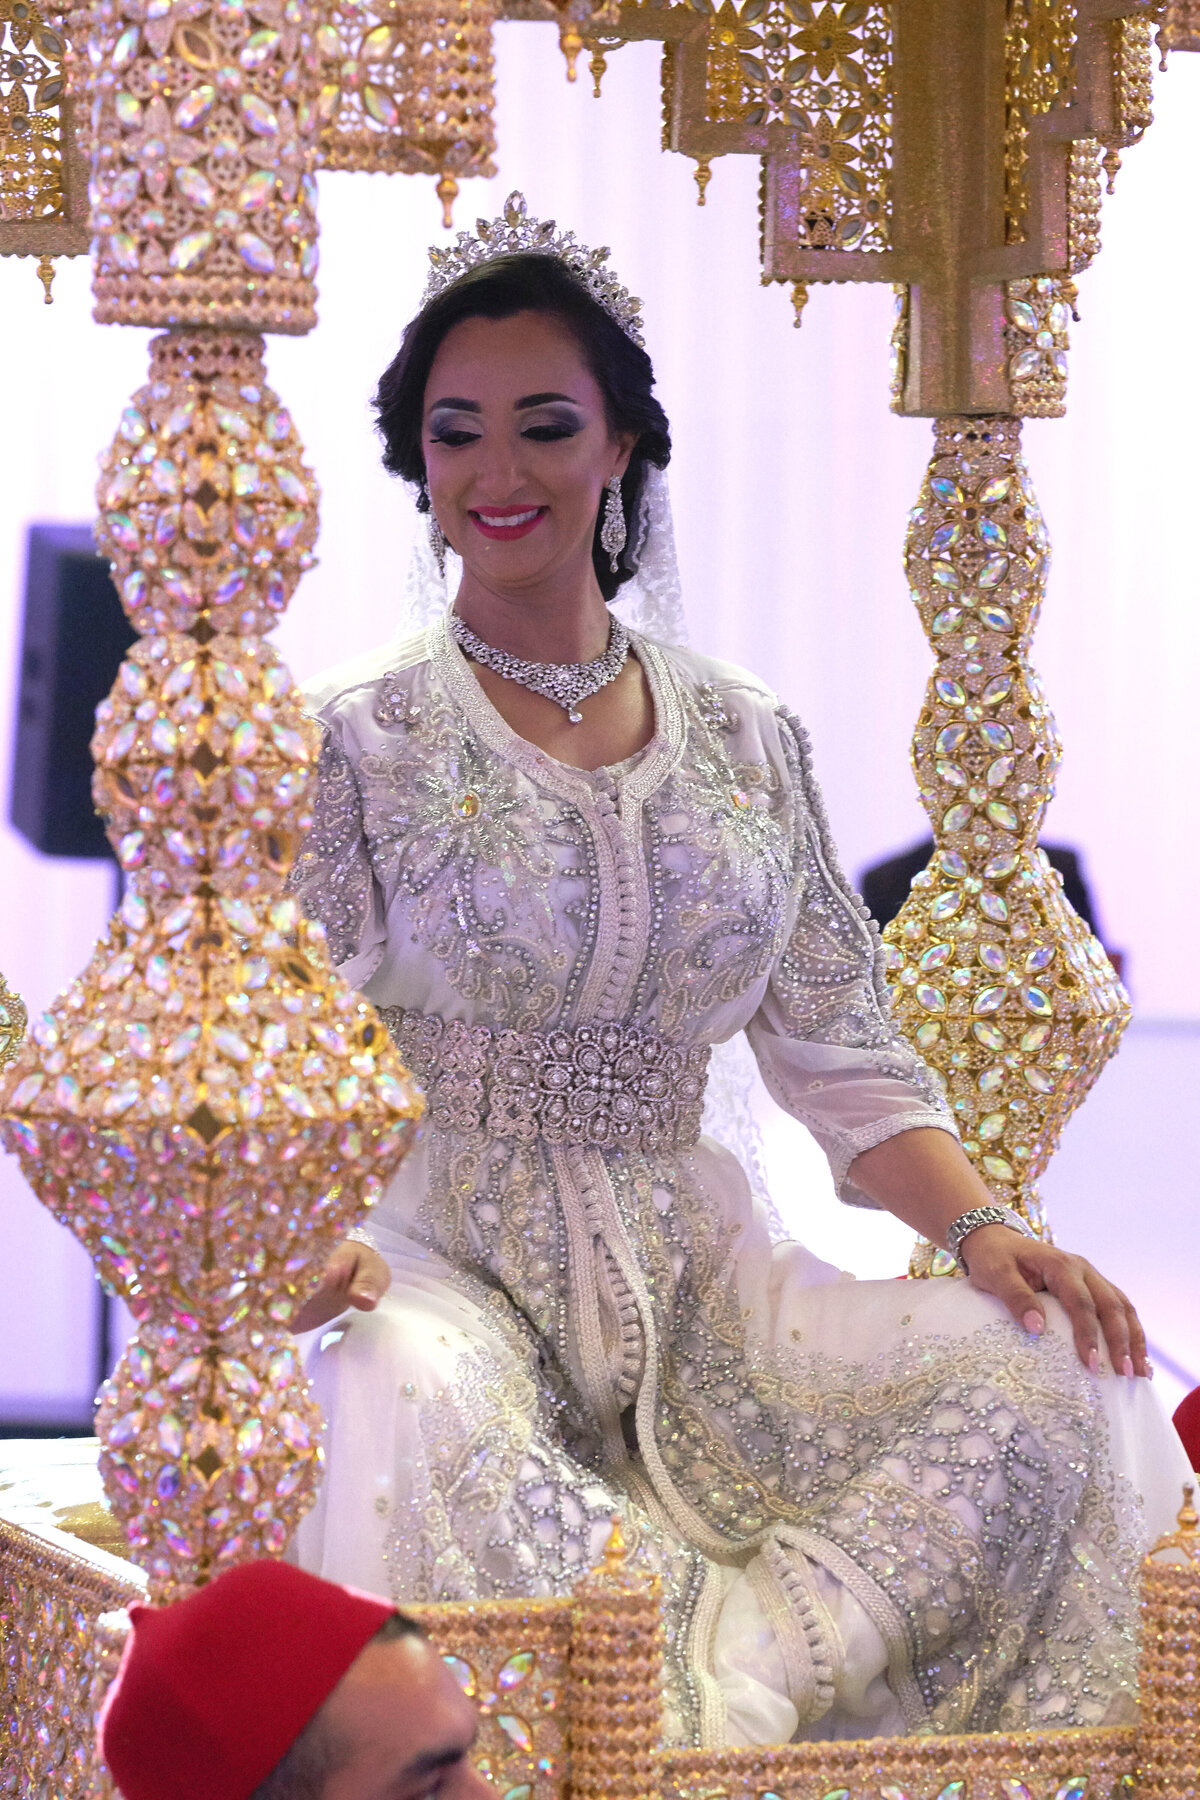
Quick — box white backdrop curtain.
[1,30,1197,1418]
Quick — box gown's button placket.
[590,793,643,1025]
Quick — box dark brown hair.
[373,252,671,601]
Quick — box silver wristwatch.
[945,1203,1035,1275]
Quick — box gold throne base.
[5,1441,1196,1800]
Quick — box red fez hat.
[1175,1384,1200,1473]
[98,1559,394,1800]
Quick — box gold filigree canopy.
[534,0,1161,416]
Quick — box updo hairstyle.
[373,253,671,602]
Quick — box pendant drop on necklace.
[449,612,631,723]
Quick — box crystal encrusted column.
[882,417,1129,1274]
[0,332,422,1599]
[81,0,321,332]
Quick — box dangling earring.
[424,491,447,578]
[600,473,626,573]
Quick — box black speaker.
[10,525,137,860]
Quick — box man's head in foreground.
[99,1559,489,1800]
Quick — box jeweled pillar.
[882,417,1129,1272]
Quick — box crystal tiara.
[421,192,645,346]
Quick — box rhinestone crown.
[421,192,645,345]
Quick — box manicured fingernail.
[1147,1363,1155,1381]
[1088,1348,1100,1375]
[1022,1310,1043,1336]
[1122,1356,1135,1378]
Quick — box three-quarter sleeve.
[288,725,386,990]
[745,708,957,1205]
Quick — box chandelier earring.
[600,474,627,573]
[423,490,447,578]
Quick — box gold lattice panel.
[0,0,87,259]
[673,0,893,253]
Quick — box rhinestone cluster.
[315,0,496,227]
[381,1008,710,1152]
[71,0,321,331]
[424,190,645,344]
[1004,277,1073,420]
[450,610,631,723]
[409,1607,571,1800]
[883,418,1129,1260]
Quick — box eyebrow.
[400,1745,466,1778]
[427,392,583,413]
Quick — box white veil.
[395,465,775,1227]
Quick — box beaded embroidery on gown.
[290,613,1190,1748]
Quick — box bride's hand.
[961,1224,1151,1378]
[292,1241,391,1334]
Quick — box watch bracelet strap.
[945,1203,1034,1275]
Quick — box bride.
[288,195,1189,1747]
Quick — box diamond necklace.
[450,611,631,724]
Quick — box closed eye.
[522,421,582,442]
[428,427,482,447]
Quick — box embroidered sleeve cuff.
[830,1111,961,1208]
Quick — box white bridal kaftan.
[290,615,1189,1747]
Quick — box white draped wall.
[2,29,1198,1421]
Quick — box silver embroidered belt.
[378,1007,710,1153]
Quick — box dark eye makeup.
[426,403,587,448]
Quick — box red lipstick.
[469,505,548,542]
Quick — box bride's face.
[421,308,634,596]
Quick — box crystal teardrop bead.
[174,83,215,128]
[1010,348,1043,381]
[976,554,1010,588]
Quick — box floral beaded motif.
[380,1008,710,1153]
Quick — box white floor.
[753,1020,1200,1419]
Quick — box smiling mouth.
[470,507,548,541]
